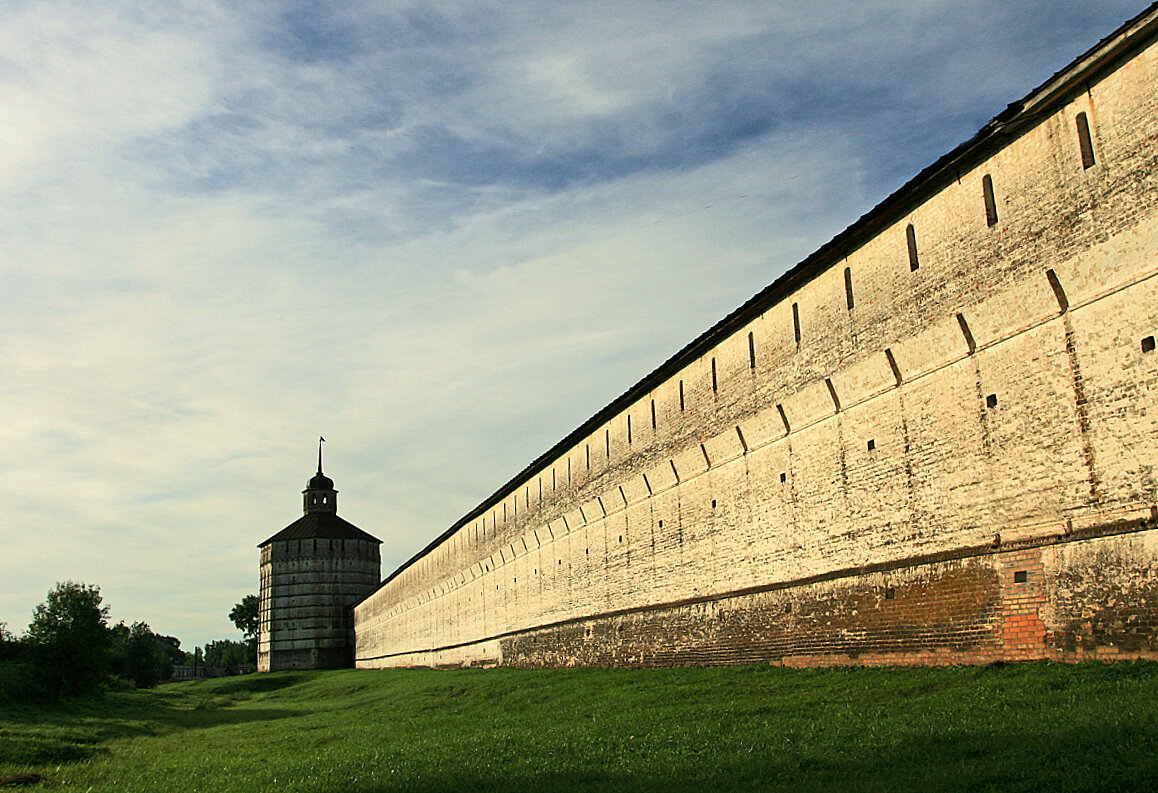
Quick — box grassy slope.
[1,662,1156,792]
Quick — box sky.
[0,0,1148,650]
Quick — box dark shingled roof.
[259,513,381,547]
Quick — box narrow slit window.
[627,415,632,444]
[605,429,610,457]
[679,380,685,411]
[844,266,854,310]
[748,331,756,369]
[792,302,801,346]
[711,357,718,393]
[982,174,998,226]
[651,399,657,430]
[906,223,919,271]
[1076,112,1096,169]
[780,472,787,483]
[586,444,590,470]
[867,439,876,451]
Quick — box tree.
[229,594,259,666]
[0,621,19,660]
[25,582,111,699]
[203,639,250,674]
[229,595,259,641]
[110,622,174,688]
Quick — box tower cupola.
[303,438,337,514]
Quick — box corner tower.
[257,444,381,671]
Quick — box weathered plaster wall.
[356,14,1158,669]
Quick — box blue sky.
[0,0,1147,650]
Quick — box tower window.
[711,357,718,393]
[748,331,756,369]
[792,302,801,346]
[844,266,854,310]
[986,393,998,409]
[1142,336,1155,353]
[679,380,685,411]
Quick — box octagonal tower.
[257,446,381,671]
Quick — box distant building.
[257,449,381,671]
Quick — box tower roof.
[259,512,381,547]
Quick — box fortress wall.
[356,16,1158,668]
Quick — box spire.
[303,438,337,515]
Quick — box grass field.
[1,661,1156,792]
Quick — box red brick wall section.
[998,549,1048,661]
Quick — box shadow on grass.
[0,676,318,770]
[325,722,1158,793]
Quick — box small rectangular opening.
[711,357,718,393]
[792,302,801,346]
[884,587,895,600]
[986,393,998,409]
[780,472,787,483]
[1076,112,1096,169]
[651,399,657,430]
[627,415,632,445]
[906,223,919,271]
[844,266,854,310]
[983,174,998,227]
[1014,570,1028,584]
[748,331,756,369]
[1143,336,1156,353]
[867,439,876,451]
[679,379,685,411]
[606,428,610,458]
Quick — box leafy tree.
[203,639,251,674]
[25,581,111,699]
[155,634,184,673]
[110,623,186,686]
[229,594,259,666]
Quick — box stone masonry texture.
[355,7,1158,670]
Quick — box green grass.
[1,662,1156,792]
